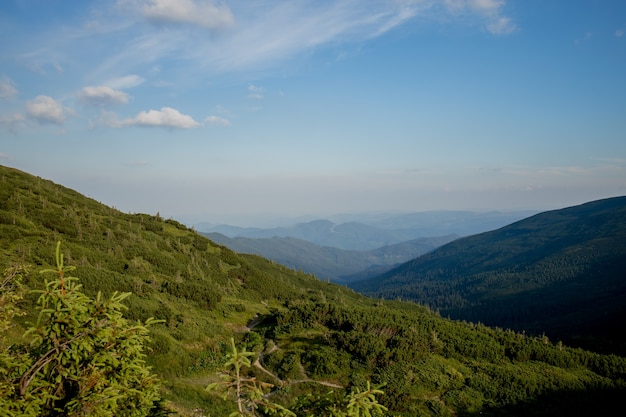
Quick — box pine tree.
[0,242,162,416]
[207,338,388,417]
[206,337,295,417]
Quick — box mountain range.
[195,209,537,251]
[202,232,458,282]
[2,164,625,416]
[350,196,626,355]
[196,210,537,284]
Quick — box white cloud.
[25,95,67,125]
[247,84,264,100]
[443,0,516,35]
[85,1,517,84]
[122,106,200,128]
[79,86,130,105]
[615,29,624,38]
[204,115,231,126]
[122,0,234,29]
[0,113,26,133]
[469,0,504,11]
[0,152,12,160]
[101,1,425,79]
[0,77,18,100]
[104,74,145,90]
[444,0,503,12]
[486,16,516,35]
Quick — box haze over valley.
[1,1,626,416]
[2,164,626,416]
[1,0,625,224]
[197,209,537,282]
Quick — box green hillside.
[351,197,626,355]
[2,165,626,416]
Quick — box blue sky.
[1,0,625,225]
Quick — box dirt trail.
[252,355,343,389]
[253,345,278,382]
[247,317,343,389]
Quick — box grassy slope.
[0,165,355,412]
[1,165,625,416]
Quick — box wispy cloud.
[92,0,517,81]
[16,49,65,75]
[0,76,18,100]
[104,74,145,89]
[247,84,264,100]
[121,106,200,128]
[443,0,517,34]
[486,16,516,35]
[120,0,234,30]
[204,115,231,126]
[0,113,26,132]
[3,0,519,91]
[2,0,518,134]
[615,29,625,38]
[78,86,130,106]
[0,152,12,161]
[190,1,423,74]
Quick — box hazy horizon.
[184,206,546,229]
[2,1,625,224]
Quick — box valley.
[197,209,536,283]
[1,164,625,416]
[202,232,458,283]
[350,197,626,356]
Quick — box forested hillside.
[1,165,625,416]
[203,232,457,282]
[351,197,626,355]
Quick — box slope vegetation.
[351,197,626,354]
[1,165,625,416]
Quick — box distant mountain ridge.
[196,210,538,251]
[203,232,458,282]
[3,164,626,415]
[350,196,626,354]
